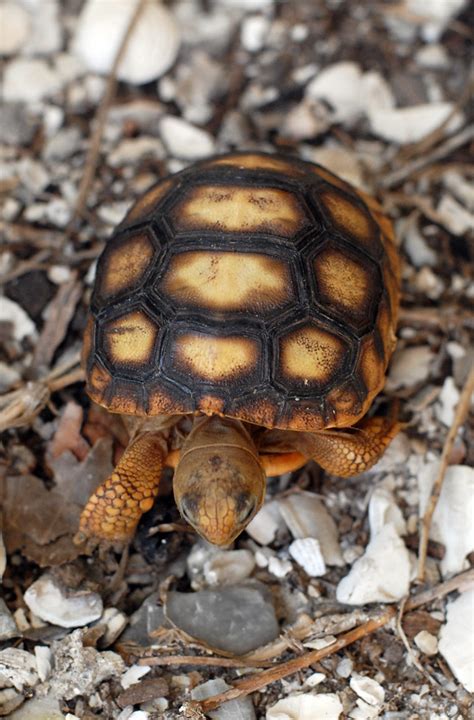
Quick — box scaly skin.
[76,432,167,543]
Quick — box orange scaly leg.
[76,432,167,543]
[305,415,403,477]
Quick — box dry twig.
[0,352,83,432]
[417,365,474,581]
[380,125,474,189]
[68,0,147,229]
[191,569,474,712]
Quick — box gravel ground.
[0,1,473,719]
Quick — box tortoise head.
[174,416,266,546]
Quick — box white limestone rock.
[439,588,474,692]
[246,500,285,545]
[21,0,62,55]
[336,524,410,604]
[419,464,474,577]
[204,549,256,587]
[73,0,180,84]
[368,487,407,538]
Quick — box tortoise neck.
[181,415,258,459]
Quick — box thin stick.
[195,569,474,712]
[69,0,147,229]
[417,365,474,581]
[140,655,273,668]
[380,125,474,189]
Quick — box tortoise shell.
[84,151,400,432]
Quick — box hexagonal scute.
[276,320,351,393]
[318,188,382,258]
[313,245,380,331]
[166,330,262,386]
[96,231,155,302]
[102,309,159,371]
[170,184,309,239]
[159,249,296,314]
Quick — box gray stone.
[166,581,279,654]
[120,592,166,645]
[0,104,39,146]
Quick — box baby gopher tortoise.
[79,151,401,547]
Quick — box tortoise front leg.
[305,415,403,477]
[76,432,167,543]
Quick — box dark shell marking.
[84,151,400,431]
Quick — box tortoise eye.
[180,495,199,524]
[236,494,256,525]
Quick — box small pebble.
[0,599,18,641]
[0,2,31,55]
[34,646,52,682]
[159,115,215,159]
[268,556,293,578]
[337,657,354,678]
[414,630,438,656]
[3,59,61,103]
[241,15,270,52]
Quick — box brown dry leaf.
[48,400,90,461]
[48,436,114,507]
[1,437,114,566]
[1,474,82,566]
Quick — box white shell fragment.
[0,648,38,691]
[336,524,410,604]
[419,465,474,577]
[439,588,474,692]
[73,0,180,84]
[350,673,385,706]
[24,574,103,628]
[369,103,463,145]
[289,538,326,577]
[159,115,215,159]
[266,692,343,720]
[278,492,344,567]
